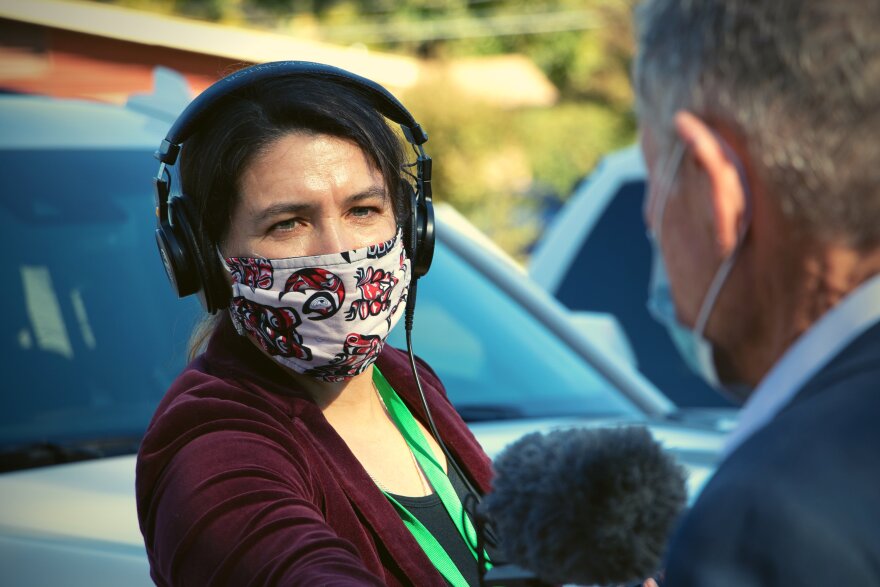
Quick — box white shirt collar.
[721,273,880,459]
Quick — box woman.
[136,65,494,586]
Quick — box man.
[633,0,880,584]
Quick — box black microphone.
[479,426,687,586]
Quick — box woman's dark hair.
[180,74,410,358]
[180,74,409,249]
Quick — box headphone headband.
[157,61,428,166]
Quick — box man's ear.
[673,111,749,256]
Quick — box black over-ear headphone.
[154,60,435,314]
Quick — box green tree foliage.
[399,69,633,259]
[399,72,538,256]
[95,0,637,256]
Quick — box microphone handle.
[481,564,662,587]
[481,564,552,587]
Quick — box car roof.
[0,94,171,150]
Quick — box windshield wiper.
[0,437,141,473]
[456,404,526,423]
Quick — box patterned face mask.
[223,230,411,382]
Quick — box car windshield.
[387,240,640,421]
[2,146,639,466]
[1,148,200,452]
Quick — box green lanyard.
[373,367,491,586]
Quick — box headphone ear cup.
[401,179,416,261]
[407,180,435,279]
[156,218,199,298]
[167,195,231,313]
[414,196,435,278]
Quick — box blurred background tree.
[96,0,637,259]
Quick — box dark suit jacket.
[663,319,880,585]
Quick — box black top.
[388,463,484,586]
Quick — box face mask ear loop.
[692,141,754,336]
[650,140,686,246]
[216,247,246,336]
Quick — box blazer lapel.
[781,319,880,412]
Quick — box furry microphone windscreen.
[482,426,687,586]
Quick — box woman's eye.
[351,207,378,218]
[270,219,298,232]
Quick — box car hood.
[0,455,142,546]
[0,455,152,586]
[0,418,725,584]
[469,416,727,502]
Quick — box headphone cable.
[403,281,484,507]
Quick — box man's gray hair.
[634,0,880,249]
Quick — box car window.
[387,241,641,421]
[554,179,728,407]
[1,149,200,448]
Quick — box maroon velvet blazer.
[136,316,494,586]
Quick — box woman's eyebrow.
[252,202,311,225]
[344,185,387,205]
